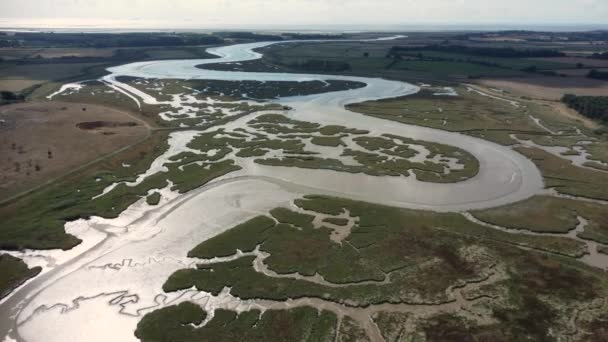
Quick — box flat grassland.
[0,101,149,200]
[0,62,106,92]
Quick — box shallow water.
[1,37,547,342]
[102,39,544,211]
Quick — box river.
[0,37,544,342]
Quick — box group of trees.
[214,31,283,41]
[588,69,608,81]
[0,91,25,105]
[562,94,608,122]
[388,45,565,58]
[0,32,224,48]
[213,32,346,42]
[282,33,345,40]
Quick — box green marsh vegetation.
[179,113,480,184]
[154,195,608,341]
[0,254,42,300]
[245,114,480,183]
[348,86,545,146]
[348,84,608,172]
[0,131,170,251]
[119,76,365,102]
[145,192,162,206]
[135,302,339,342]
[310,136,346,147]
[0,127,242,252]
[55,79,285,128]
[166,195,595,299]
[472,196,608,244]
[516,147,608,201]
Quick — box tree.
[588,69,608,81]
[562,94,608,122]
[522,65,538,73]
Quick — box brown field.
[477,76,608,100]
[0,101,149,200]
[0,62,105,92]
[0,47,117,60]
[529,57,608,68]
[0,80,42,92]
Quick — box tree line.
[0,91,25,105]
[213,32,345,42]
[562,94,608,122]
[388,45,565,58]
[0,32,224,48]
[588,69,608,81]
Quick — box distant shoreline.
[1,24,608,34]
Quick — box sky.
[0,0,607,30]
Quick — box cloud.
[0,0,606,28]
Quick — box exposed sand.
[0,101,149,200]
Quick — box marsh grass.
[0,254,42,300]
[135,302,338,342]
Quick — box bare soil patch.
[76,121,138,130]
[544,101,601,130]
[0,101,149,199]
[477,76,608,100]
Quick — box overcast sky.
[1,0,606,29]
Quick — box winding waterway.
[1,37,546,342]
